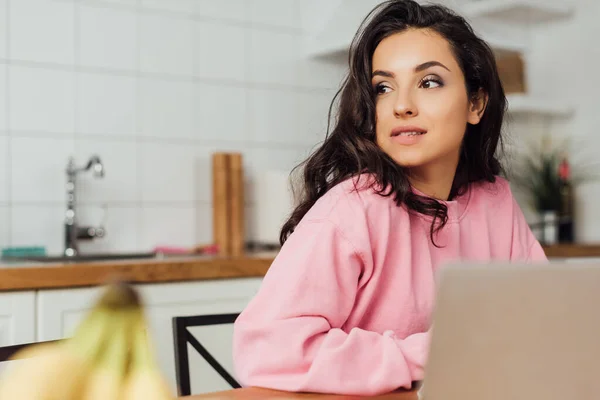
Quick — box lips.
[391,126,427,137]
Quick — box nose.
[393,91,418,118]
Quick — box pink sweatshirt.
[232,175,547,396]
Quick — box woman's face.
[372,28,485,176]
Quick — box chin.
[388,152,429,168]
[394,160,426,169]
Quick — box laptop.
[420,261,600,400]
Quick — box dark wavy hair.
[280,0,507,246]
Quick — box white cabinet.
[36,286,103,341]
[0,291,35,346]
[36,278,262,395]
[0,291,36,375]
[137,278,262,395]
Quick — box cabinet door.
[36,278,262,395]
[36,286,102,341]
[137,278,262,395]
[0,291,35,346]
[0,291,36,375]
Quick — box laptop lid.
[422,262,600,400]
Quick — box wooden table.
[182,387,417,399]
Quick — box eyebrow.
[372,61,451,78]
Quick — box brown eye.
[420,76,443,89]
[374,83,391,95]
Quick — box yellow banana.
[0,303,111,400]
[81,309,131,400]
[0,345,86,400]
[0,282,177,400]
[121,310,175,400]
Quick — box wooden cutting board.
[211,152,245,257]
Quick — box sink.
[18,252,157,263]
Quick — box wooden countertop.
[0,253,275,291]
[183,387,417,399]
[1,243,599,292]
[542,243,600,258]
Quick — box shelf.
[306,19,528,59]
[470,20,529,55]
[304,0,573,58]
[506,94,572,117]
[462,0,573,24]
[304,0,380,59]
[305,37,350,60]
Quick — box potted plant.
[508,134,599,244]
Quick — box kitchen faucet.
[64,155,106,257]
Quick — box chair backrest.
[172,313,240,396]
[0,340,62,362]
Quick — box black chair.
[0,340,62,362]
[172,313,241,396]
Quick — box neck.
[408,159,459,201]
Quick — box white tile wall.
[10,205,64,254]
[0,206,8,249]
[86,0,137,8]
[75,138,138,203]
[1,0,345,255]
[78,5,137,71]
[9,0,75,64]
[11,137,75,203]
[249,0,299,30]
[0,136,8,204]
[139,13,194,76]
[298,55,348,90]
[139,77,195,139]
[248,88,299,144]
[76,72,137,137]
[8,66,75,134]
[140,141,201,203]
[195,203,213,244]
[195,83,247,142]
[296,91,335,145]
[0,65,6,131]
[248,146,312,178]
[0,0,7,59]
[195,21,246,81]
[196,0,248,22]
[139,206,196,250]
[249,29,299,85]
[140,0,196,15]
[77,205,139,253]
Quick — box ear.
[467,89,488,125]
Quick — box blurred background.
[0,0,595,255]
[0,0,598,396]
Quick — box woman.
[233,0,547,396]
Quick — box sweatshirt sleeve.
[232,217,429,396]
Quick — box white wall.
[0,0,346,254]
[522,0,600,242]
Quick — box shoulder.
[465,175,528,227]
[300,173,397,224]
[285,175,380,264]
[468,175,514,207]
